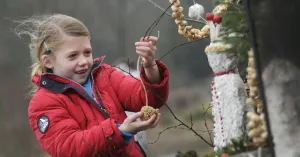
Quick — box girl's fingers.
[136,51,154,62]
[136,50,150,59]
[155,109,160,114]
[140,36,158,46]
[136,45,156,54]
[134,114,156,128]
[136,46,152,53]
[135,41,152,47]
[126,112,143,123]
[140,114,156,128]
[150,113,161,128]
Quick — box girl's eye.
[84,51,91,55]
[68,54,77,59]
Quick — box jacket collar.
[32,56,105,93]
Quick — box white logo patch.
[38,115,49,134]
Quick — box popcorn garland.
[205,44,231,53]
[247,112,268,146]
[169,0,209,40]
[169,0,231,41]
[246,50,268,146]
[246,50,263,114]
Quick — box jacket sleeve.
[28,93,127,157]
[106,59,169,112]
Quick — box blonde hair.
[15,14,90,93]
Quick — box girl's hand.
[135,36,158,68]
[119,109,161,133]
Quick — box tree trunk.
[250,0,300,156]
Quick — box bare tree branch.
[148,124,183,144]
[155,38,207,66]
[144,0,176,39]
[202,103,213,144]
[177,127,212,133]
[190,113,194,128]
[164,103,213,147]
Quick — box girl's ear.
[41,55,53,69]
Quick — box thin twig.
[202,104,213,144]
[144,0,176,39]
[135,38,207,70]
[164,103,213,147]
[177,127,212,133]
[136,132,144,141]
[190,113,194,128]
[157,38,207,62]
[148,124,183,144]
[148,0,206,24]
[207,103,214,122]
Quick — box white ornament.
[188,3,204,20]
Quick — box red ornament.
[221,153,229,157]
[206,13,214,21]
[213,15,222,24]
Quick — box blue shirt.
[82,77,135,144]
[82,77,94,98]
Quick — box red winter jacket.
[28,56,169,157]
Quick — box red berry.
[221,153,229,157]
[213,15,222,24]
[206,13,214,21]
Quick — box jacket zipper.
[90,60,110,117]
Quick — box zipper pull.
[101,108,110,118]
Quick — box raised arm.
[104,59,169,112]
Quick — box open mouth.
[75,69,88,74]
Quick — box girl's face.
[47,35,93,84]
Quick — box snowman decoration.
[169,0,250,150]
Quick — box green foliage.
[215,0,250,78]
[173,132,254,157]
[203,134,254,157]
[184,103,212,121]
[176,150,199,157]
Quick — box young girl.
[16,14,169,157]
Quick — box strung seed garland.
[168,0,232,41]
[246,50,267,146]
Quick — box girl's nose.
[78,56,88,66]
